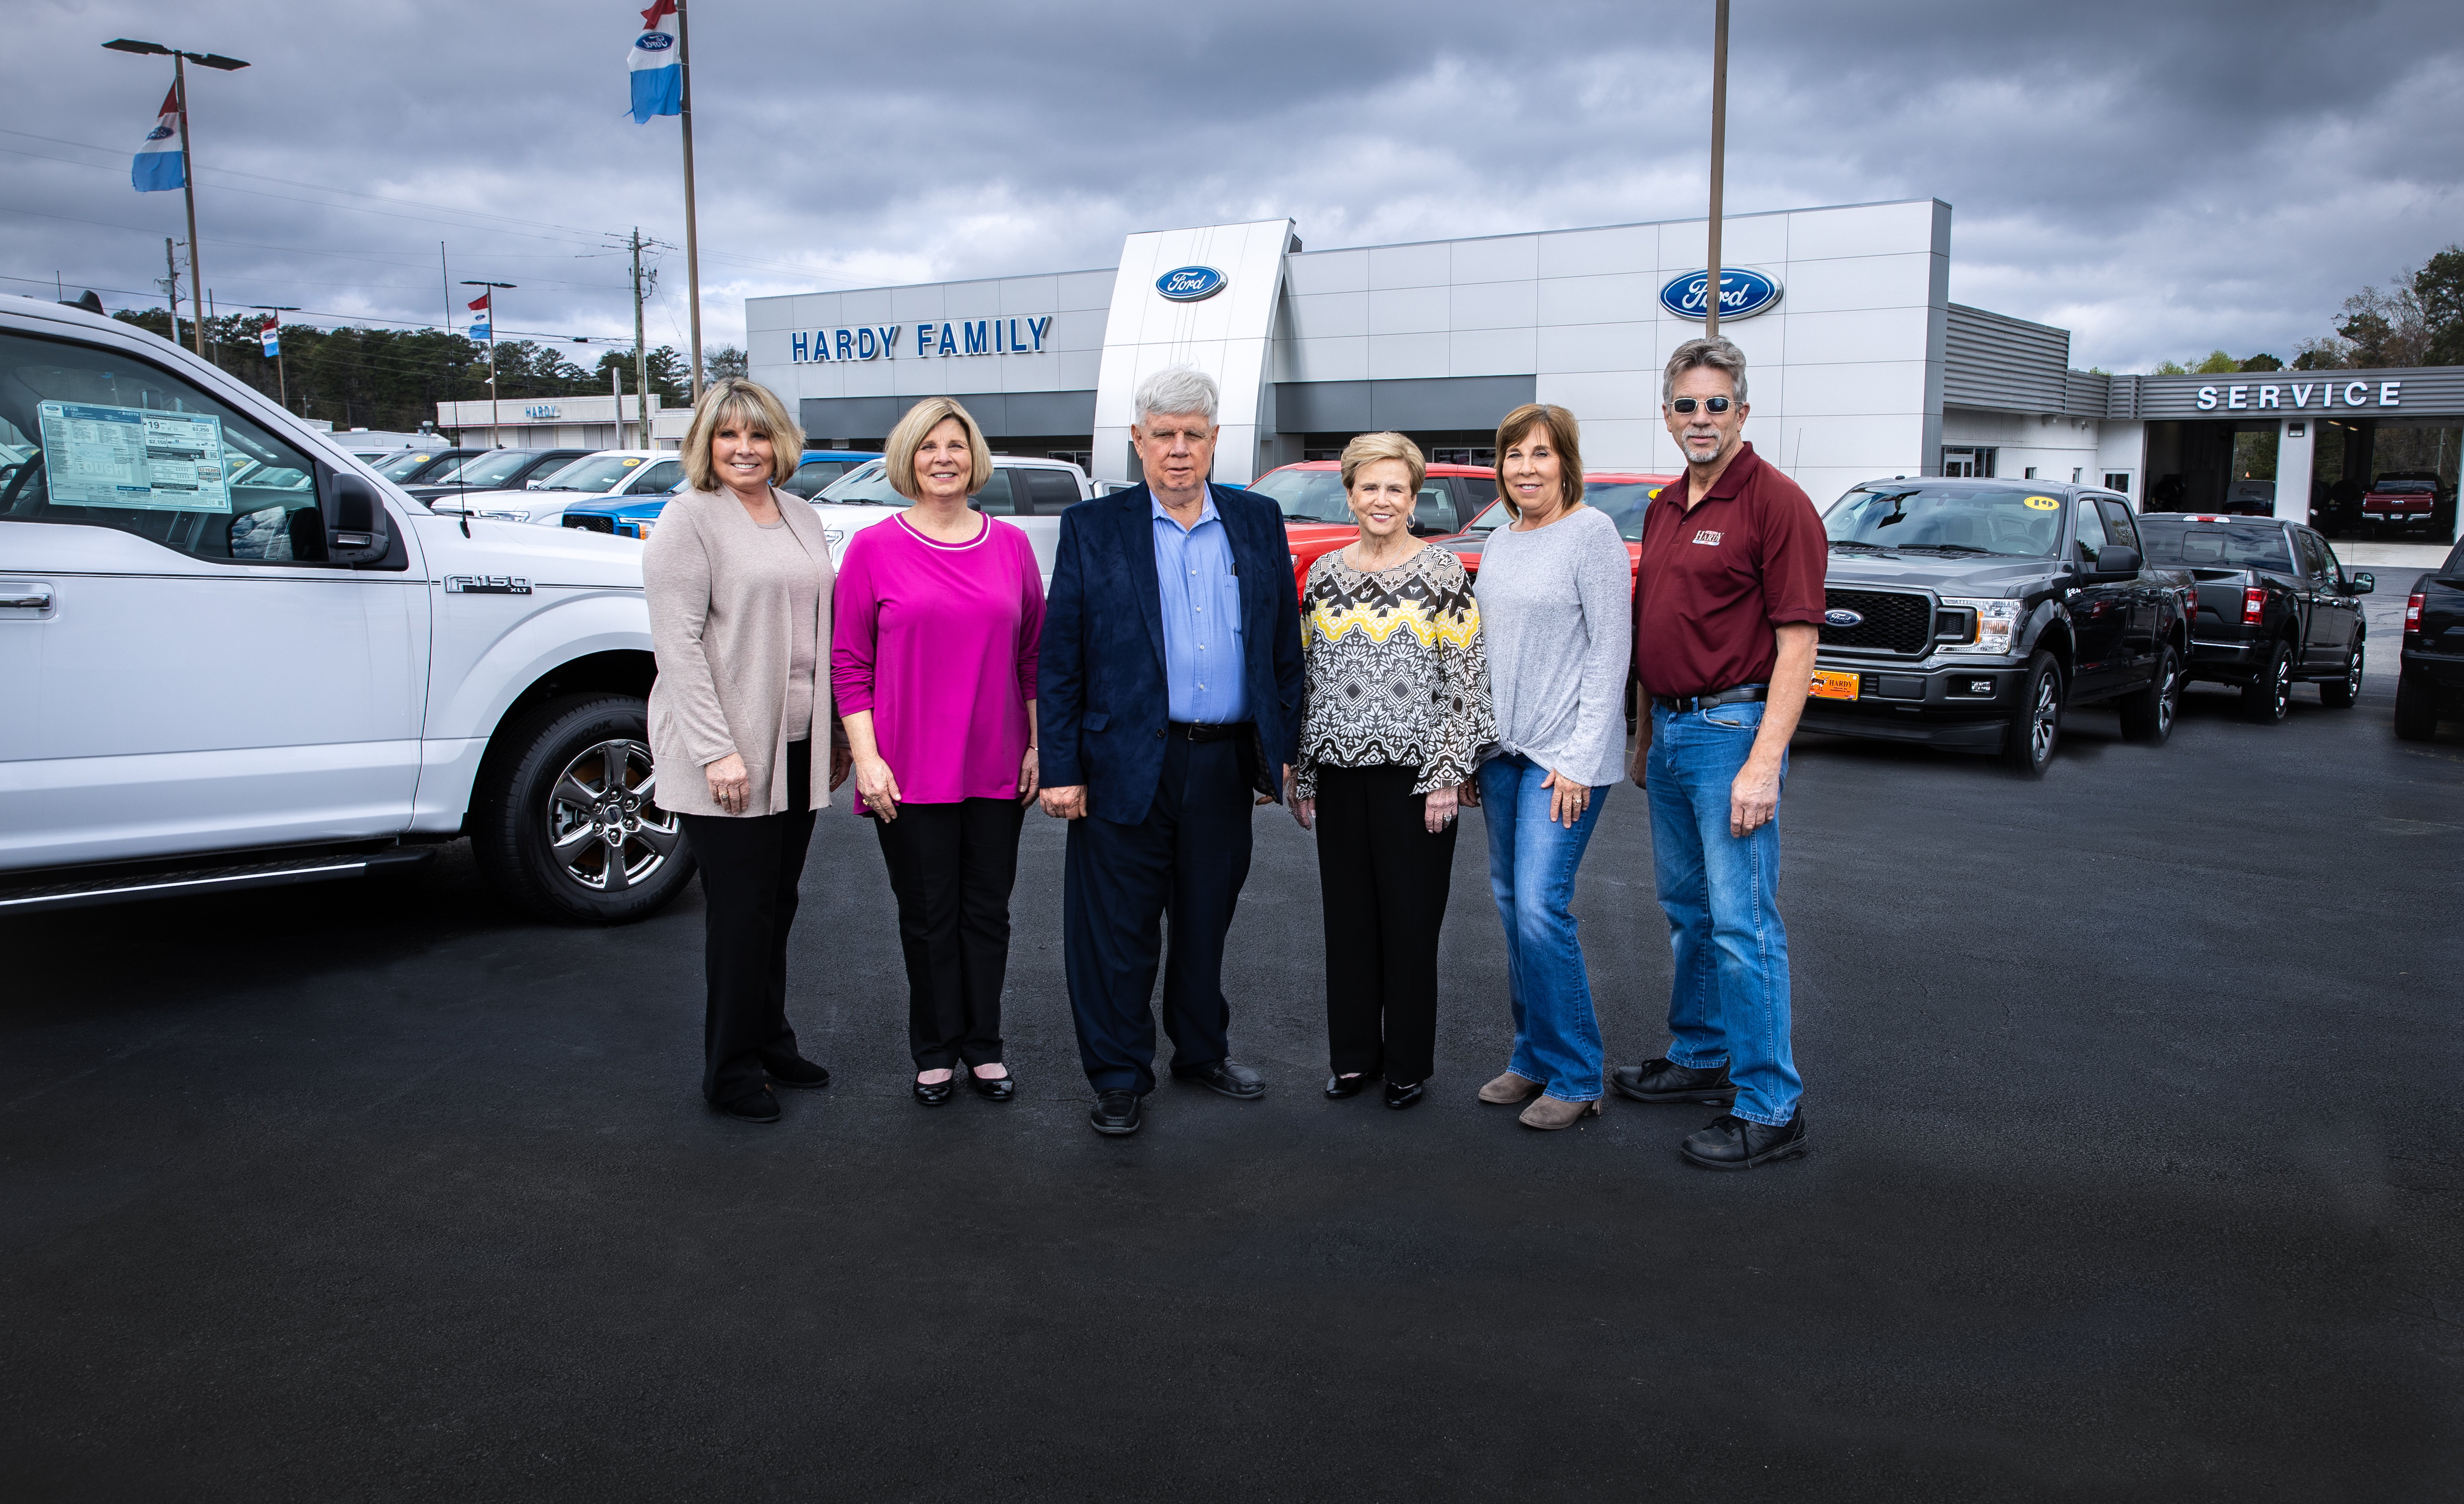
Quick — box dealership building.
[743,198,2459,536]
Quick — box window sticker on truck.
[37,400,232,513]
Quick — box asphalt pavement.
[4,671,2460,1501]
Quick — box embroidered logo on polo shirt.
[1692,529,1723,546]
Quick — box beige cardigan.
[644,486,838,817]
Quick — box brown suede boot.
[1479,1071,1543,1105]
[1518,1095,1603,1130]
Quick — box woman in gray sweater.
[1469,403,1634,1130]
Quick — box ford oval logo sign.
[1660,268,1783,322]
[1824,607,1864,628]
[634,31,674,50]
[1156,265,1227,302]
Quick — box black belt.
[1650,683,1768,714]
[1166,720,1252,744]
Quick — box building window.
[1046,450,1092,470]
[1303,448,1343,462]
[2104,471,2132,495]
[2023,466,2038,480]
[1942,446,1996,478]
[1429,446,1498,466]
[2072,467,2083,482]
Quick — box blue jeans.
[1645,702,1801,1125]
[1477,752,1610,1103]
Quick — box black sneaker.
[713,1089,781,1124]
[1089,1090,1144,1136]
[1679,1109,1807,1170]
[1611,1057,1738,1106]
[765,1057,831,1089]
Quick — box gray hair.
[1134,366,1220,425]
[1663,337,1749,405]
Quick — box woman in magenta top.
[832,396,1046,1107]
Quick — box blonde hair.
[1339,431,1425,495]
[1493,402,1585,519]
[681,378,803,493]
[883,396,994,501]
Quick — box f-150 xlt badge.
[444,575,532,594]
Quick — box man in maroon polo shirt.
[1612,336,1826,1170]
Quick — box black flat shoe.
[1383,1080,1425,1110]
[1612,1057,1738,1106]
[1089,1089,1143,1136]
[1173,1060,1266,1099]
[1324,1072,1372,1099]
[765,1057,831,1089]
[1680,1109,1808,1170]
[713,1089,780,1123]
[970,1069,1016,1102]
[912,1075,956,1107]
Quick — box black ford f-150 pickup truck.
[2396,538,2464,741]
[1802,479,2191,776]
[2134,513,2373,721]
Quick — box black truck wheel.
[2241,639,2294,723]
[471,692,696,924]
[2393,671,2441,741]
[2119,642,2182,743]
[2320,637,2364,709]
[2001,651,2063,776]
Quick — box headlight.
[476,509,528,523]
[1940,596,2022,655]
[625,519,657,539]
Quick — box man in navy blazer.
[1038,367,1305,1136]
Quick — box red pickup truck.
[1247,460,1498,596]
[1433,471,1680,590]
[2360,474,2445,538]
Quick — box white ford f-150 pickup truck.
[0,295,690,923]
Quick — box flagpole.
[677,0,704,405]
[172,53,206,357]
[1704,0,1729,342]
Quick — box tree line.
[2151,244,2464,375]
[109,308,747,436]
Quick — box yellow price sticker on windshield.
[2023,495,2060,510]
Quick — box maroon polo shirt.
[1631,441,1828,698]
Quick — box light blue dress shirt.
[1151,491,1249,724]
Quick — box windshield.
[2136,518,2293,572]
[373,450,448,482]
[816,460,907,507]
[436,450,541,488]
[1246,469,1353,525]
[1824,484,2064,557]
[782,458,863,499]
[536,454,651,493]
[1582,482,1664,541]
[2370,480,2435,494]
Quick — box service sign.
[789,316,1053,364]
[1156,265,1227,302]
[1659,268,1783,322]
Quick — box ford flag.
[132,88,184,193]
[259,316,280,358]
[467,291,491,340]
[628,0,683,124]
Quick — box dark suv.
[1804,479,2191,776]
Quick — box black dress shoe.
[1383,1080,1425,1110]
[912,1075,956,1107]
[970,1069,1016,1102]
[1680,1109,1808,1170]
[1324,1072,1372,1099]
[1612,1056,1738,1106]
[765,1057,832,1089]
[1089,1090,1143,1136]
[713,1089,780,1123]
[1174,1060,1266,1099]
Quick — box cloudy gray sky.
[6,0,2459,372]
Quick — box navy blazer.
[1039,481,1305,825]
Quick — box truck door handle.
[0,585,53,611]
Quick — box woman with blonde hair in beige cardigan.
[644,377,850,1123]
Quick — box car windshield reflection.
[1825,484,2062,557]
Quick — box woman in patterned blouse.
[1284,432,1496,1109]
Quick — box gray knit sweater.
[1471,504,1634,788]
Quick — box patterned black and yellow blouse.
[1294,544,1497,799]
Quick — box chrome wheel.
[545,738,678,893]
[2346,644,2364,697]
[2271,653,2293,718]
[2156,661,2179,737]
[2027,672,2060,765]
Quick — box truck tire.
[2241,639,2293,723]
[2119,642,2182,743]
[2320,637,2364,709]
[471,692,696,924]
[2393,671,2441,741]
[2001,651,2063,776]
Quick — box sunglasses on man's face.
[1669,396,1733,414]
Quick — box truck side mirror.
[2093,544,2139,577]
[323,471,391,565]
[2349,571,2374,594]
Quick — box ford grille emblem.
[1824,607,1864,627]
[1156,265,1227,302]
[1660,268,1783,322]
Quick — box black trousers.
[870,797,1027,1071]
[677,738,815,1106]
[1063,735,1253,1094]
[1313,762,1457,1086]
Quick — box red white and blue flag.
[628,0,682,124]
[259,316,280,358]
[132,88,184,193]
[467,291,491,340]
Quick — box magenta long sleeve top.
[829,512,1044,814]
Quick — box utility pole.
[105,39,249,359]
[1703,0,1730,341]
[462,280,515,446]
[677,0,704,401]
[161,236,181,345]
[249,305,298,409]
[629,228,654,450]
[207,287,219,368]
[439,242,452,334]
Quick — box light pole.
[105,38,249,360]
[461,280,515,446]
[248,305,298,410]
[1702,0,1730,342]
